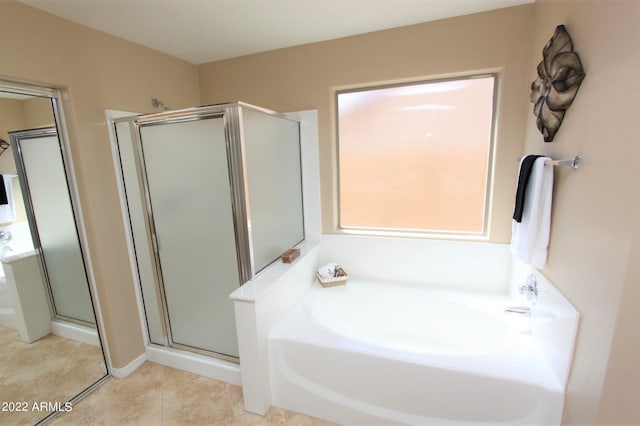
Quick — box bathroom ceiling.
[19,0,534,65]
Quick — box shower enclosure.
[10,127,95,326]
[111,103,304,361]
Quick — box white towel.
[510,157,553,268]
[0,175,16,223]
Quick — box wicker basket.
[316,268,349,287]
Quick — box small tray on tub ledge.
[316,267,349,288]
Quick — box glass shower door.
[12,128,95,325]
[137,116,240,358]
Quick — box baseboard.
[109,352,147,379]
[146,345,241,386]
[50,320,100,347]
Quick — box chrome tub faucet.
[504,306,531,316]
[519,274,538,305]
[504,274,538,316]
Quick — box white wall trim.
[50,320,100,347]
[108,352,147,379]
[105,109,150,349]
[146,345,241,386]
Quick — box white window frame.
[335,73,499,239]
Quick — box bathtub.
[269,279,568,425]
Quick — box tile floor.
[0,325,106,425]
[48,361,336,425]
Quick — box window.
[337,74,497,235]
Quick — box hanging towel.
[513,155,542,222]
[510,156,553,268]
[0,174,16,223]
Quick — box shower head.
[151,98,171,111]
[0,138,9,157]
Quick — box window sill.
[333,226,491,242]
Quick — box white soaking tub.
[269,279,571,425]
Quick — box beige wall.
[0,98,26,147]
[198,5,535,242]
[523,0,640,424]
[598,213,640,425]
[0,0,201,368]
[23,97,55,128]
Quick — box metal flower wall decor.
[530,25,585,142]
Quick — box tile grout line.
[160,389,164,425]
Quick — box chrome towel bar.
[518,155,581,170]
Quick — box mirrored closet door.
[0,80,107,425]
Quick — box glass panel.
[338,75,496,233]
[18,133,94,324]
[139,117,240,357]
[114,121,166,345]
[242,107,304,273]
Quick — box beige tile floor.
[48,361,337,425]
[0,325,106,425]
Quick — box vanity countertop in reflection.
[1,247,38,263]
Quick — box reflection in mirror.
[0,85,107,424]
